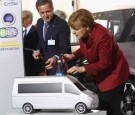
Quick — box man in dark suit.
[22,10,43,76]
[33,0,71,75]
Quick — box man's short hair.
[35,0,53,11]
[22,10,33,22]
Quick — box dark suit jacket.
[37,14,71,75]
[23,25,43,76]
[73,23,129,92]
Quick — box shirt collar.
[23,24,32,34]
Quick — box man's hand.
[33,50,40,60]
[45,56,57,69]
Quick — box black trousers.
[97,82,125,115]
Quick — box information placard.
[0,0,24,114]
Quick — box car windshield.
[74,81,87,91]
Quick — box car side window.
[65,84,79,95]
[18,83,62,93]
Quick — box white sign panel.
[0,0,24,114]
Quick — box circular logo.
[2,12,16,26]
[0,28,7,37]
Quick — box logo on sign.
[2,12,16,26]
[0,27,18,38]
[4,1,18,6]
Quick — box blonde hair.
[68,9,94,30]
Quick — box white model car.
[12,75,99,114]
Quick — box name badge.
[48,40,55,45]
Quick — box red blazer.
[73,23,129,92]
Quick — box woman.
[46,8,130,115]
[63,9,130,115]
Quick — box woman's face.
[72,27,89,40]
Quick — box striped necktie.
[23,29,27,38]
[43,23,49,41]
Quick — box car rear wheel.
[23,103,34,114]
[75,102,87,114]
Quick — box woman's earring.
[86,27,89,30]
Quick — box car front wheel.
[75,102,87,114]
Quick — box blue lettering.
[4,2,18,6]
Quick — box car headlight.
[87,96,93,102]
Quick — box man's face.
[37,3,53,22]
[22,12,29,28]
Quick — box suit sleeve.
[73,47,84,60]
[57,22,71,55]
[36,19,43,51]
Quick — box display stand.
[0,0,24,114]
[7,110,106,115]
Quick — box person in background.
[33,0,71,75]
[22,10,43,76]
[54,9,67,20]
[46,9,130,115]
